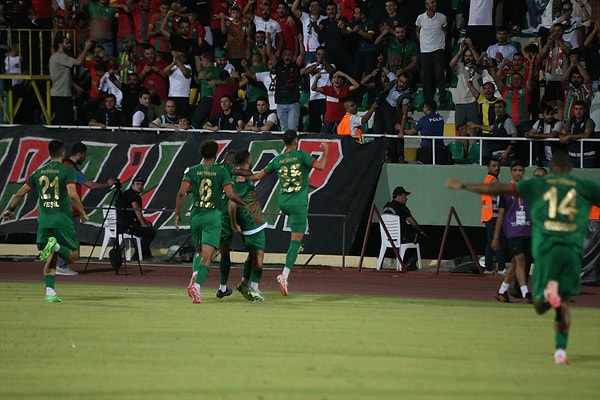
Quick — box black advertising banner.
[0,126,385,256]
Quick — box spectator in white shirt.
[162,50,192,119]
[415,0,447,107]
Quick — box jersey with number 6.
[516,174,600,256]
[182,163,232,215]
[265,149,316,205]
[26,161,77,229]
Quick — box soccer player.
[244,130,328,296]
[216,150,237,299]
[1,140,90,302]
[230,149,268,301]
[446,151,600,364]
[174,141,246,304]
[57,142,117,275]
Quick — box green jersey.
[215,162,235,213]
[232,179,266,234]
[27,161,77,229]
[265,149,315,203]
[198,66,222,98]
[516,173,600,256]
[183,162,232,214]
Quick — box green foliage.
[1,282,599,399]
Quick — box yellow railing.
[0,28,76,124]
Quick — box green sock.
[44,274,55,289]
[250,267,263,284]
[219,252,231,285]
[556,332,568,350]
[197,264,210,285]
[285,240,302,269]
[242,260,251,281]
[192,253,201,275]
[56,245,72,261]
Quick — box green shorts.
[279,196,307,234]
[532,242,581,301]
[220,212,233,245]
[37,225,78,252]
[190,209,222,249]
[242,230,265,251]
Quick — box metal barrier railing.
[0,28,76,124]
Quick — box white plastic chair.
[376,214,422,271]
[99,207,143,262]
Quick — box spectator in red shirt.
[275,2,299,57]
[311,69,361,134]
[136,44,169,120]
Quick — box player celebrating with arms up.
[446,152,600,364]
[244,130,328,296]
[2,140,90,303]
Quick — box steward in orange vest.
[336,100,378,143]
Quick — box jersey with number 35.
[27,161,77,229]
[265,149,315,204]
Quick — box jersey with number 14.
[516,174,600,255]
[26,161,77,229]
[182,163,232,215]
[265,149,315,204]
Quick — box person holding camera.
[301,46,335,133]
[56,143,117,275]
[116,177,156,260]
[540,23,572,121]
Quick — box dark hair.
[423,100,436,112]
[543,105,555,114]
[71,142,87,155]
[53,32,65,51]
[200,140,218,158]
[550,151,572,169]
[49,140,66,158]
[494,99,507,108]
[223,149,237,164]
[282,129,298,145]
[510,159,526,169]
[105,93,117,100]
[487,157,501,166]
[219,70,231,80]
[235,149,251,165]
[573,100,587,109]
[256,96,269,105]
[201,51,214,62]
[139,88,151,98]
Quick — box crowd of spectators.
[0,0,599,166]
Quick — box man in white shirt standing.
[162,50,192,119]
[415,0,447,108]
[292,0,325,64]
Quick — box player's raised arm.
[446,178,516,196]
[312,143,329,171]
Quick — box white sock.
[499,282,510,294]
[282,267,291,279]
[219,284,227,292]
[195,283,201,291]
[46,287,56,296]
[251,282,259,291]
[520,285,529,298]
[53,243,60,252]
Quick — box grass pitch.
[1,282,599,400]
